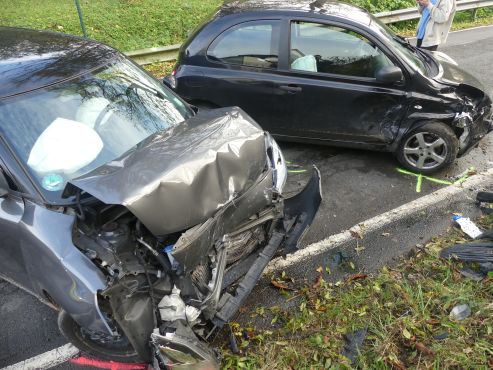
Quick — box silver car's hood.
[65,107,268,236]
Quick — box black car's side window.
[207,20,280,69]
[290,21,393,78]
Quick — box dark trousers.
[416,39,438,51]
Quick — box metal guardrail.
[376,0,493,23]
[126,0,493,65]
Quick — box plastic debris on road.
[453,215,482,238]
[449,304,471,321]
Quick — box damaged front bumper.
[456,97,493,156]
[152,168,322,369]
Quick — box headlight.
[265,133,287,193]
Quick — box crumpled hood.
[432,52,485,92]
[65,107,268,236]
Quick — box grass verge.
[221,214,493,369]
[0,0,221,51]
[1,1,492,54]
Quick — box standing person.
[416,0,456,51]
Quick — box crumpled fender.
[20,200,111,334]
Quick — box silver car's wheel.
[397,122,458,174]
[403,132,447,170]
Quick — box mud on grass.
[221,215,493,369]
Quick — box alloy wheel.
[402,132,448,170]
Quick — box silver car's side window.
[290,21,393,78]
[207,20,280,69]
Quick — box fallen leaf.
[350,228,364,239]
[347,273,368,282]
[415,342,434,357]
[386,357,406,370]
[402,328,412,339]
[313,275,323,288]
[355,244,366,254]
[271,280,289,290]
[381,232,390,237]
[316,266,323,273]
[426,319,440,325]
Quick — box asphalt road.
[2,25,493,369]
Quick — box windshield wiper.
[115,74,166,99]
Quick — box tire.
[396,122,458,174]
[57,310,142,363]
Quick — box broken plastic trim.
[454,111,473,151]
[212,167,322,328]
[151,329,220,370]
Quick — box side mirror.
[375,65,403,84]
[0,171,10,197]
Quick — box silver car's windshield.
[370,17,428,75]
[0,59,193,202]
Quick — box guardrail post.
[74,0,88,38]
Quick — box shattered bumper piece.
[212,168,322,327]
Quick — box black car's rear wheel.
[396,122,458,174]
[58,310,142,363]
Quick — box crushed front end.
[65,108,322,369]
[150,149,322,370]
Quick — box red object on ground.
[70,356,149,370]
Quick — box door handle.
[279,85,302,93]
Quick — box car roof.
[217,0,372,25]
[0,27,120,99]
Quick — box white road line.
[4,168,493,369]
[1,343,79,370]
[265,167,493,273]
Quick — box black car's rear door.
[275,19,408,144]
[193,19,299,136]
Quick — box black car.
[165,0,493,173]
[0,27,321,368]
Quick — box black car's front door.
[275,20,408,144]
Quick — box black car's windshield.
[370,17,428,75]
[0,58,193,202]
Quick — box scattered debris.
[229,325,240,354]
[440,242,493,263]
[453,215,482,238]
[449,304,471,321]
[434,332,449,341]
[459,268,484,281]
[341,327,368,365]
[477,190,493,214]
